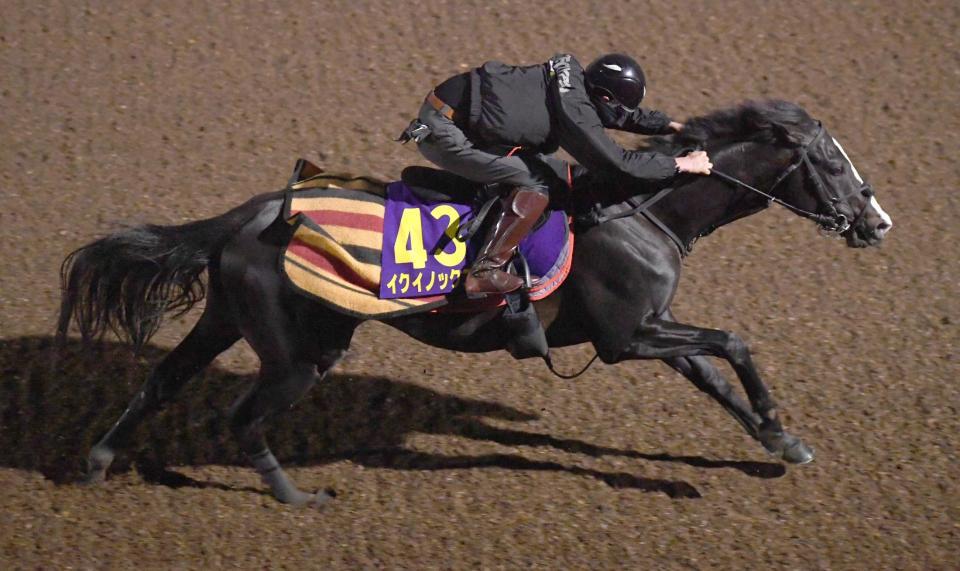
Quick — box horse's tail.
[56,193,275,351]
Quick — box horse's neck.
[650,142,785,248]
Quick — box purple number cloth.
[380,181,568,299]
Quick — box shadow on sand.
[0,336,786,500]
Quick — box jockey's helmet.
[584,53,647,117]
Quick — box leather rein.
[709,122,874,235]
[588,122,874,255]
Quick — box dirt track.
[1,1,958,568]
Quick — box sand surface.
[1,1,957,568]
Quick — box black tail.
[57,193,275,351]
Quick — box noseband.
[712,122,873,234]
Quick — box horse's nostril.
[876,221,891,235]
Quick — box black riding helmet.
[584,53,647,113]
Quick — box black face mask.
[594,98,631,126]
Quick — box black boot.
[464,187,548,298]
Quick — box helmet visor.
[592,84,644,113]
[613,80,644,111]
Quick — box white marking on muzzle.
[870,195,893,233]
[833,137,893,235]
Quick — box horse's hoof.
[78,469,107,487]
[308,490,334,508]
[761,430,815,464]
[781,437,815,464]
[280,488,334,508]
[79,446,114,486]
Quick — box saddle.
[401,157,577,203]
[399,162,583,243]
[401,166,481,204]
[281,159,576,360]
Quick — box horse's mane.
[680,99,814,144]
[573,100,817,207]
[646,99,816,153]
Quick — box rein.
[709,123,872,234]
[709,169,836,225]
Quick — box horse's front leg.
[605,318,814,464]
[663,355,761,440]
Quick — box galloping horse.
[59,100,892,506]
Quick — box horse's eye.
[822,160,844,176]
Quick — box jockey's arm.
[599,107,708,173]
[549,55,677,184]
[608,107,678,136]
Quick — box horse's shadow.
[0,336,785,500]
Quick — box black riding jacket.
[454,53,678,183]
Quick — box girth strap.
[577,185,690,256]
[591,185,677,225]
[639,210,689,256]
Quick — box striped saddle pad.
[280,169,573,319]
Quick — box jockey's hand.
[675,150,712,175]
[668,121,685,133]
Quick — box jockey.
[401,53,713,298]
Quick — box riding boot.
[464,186,549,298]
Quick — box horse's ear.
[770,122,802,146]
[741,107,781,145]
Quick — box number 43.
[394,205,466,269]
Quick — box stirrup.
[464,266,523,299]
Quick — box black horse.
[58,100,892,506]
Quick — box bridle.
[711,122,874,234]
[575,120,876,259]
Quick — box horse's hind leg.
[84,294,240,484]
[228,347,348,507]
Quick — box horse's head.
[679,101,893,248]
[802,125,892,247]
[756,103,893,247]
